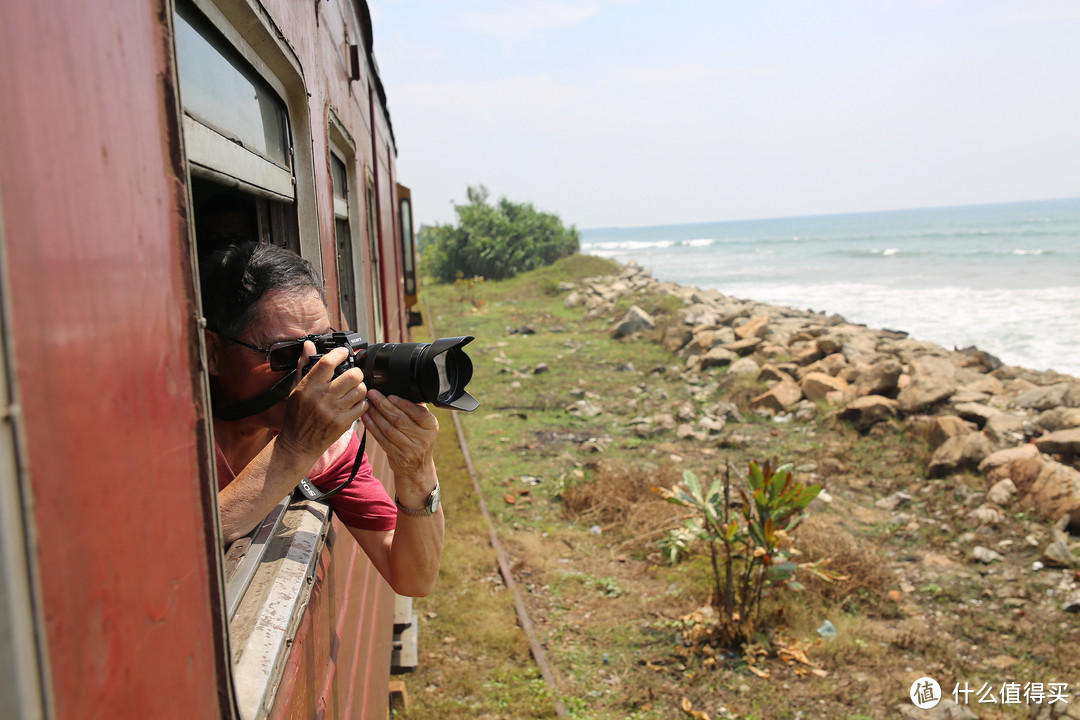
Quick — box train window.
[399,195,416,298]
[174,1,293,201]
[330,152,358,332]
[365,176,385,340]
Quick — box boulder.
[1020,459,1080,523]
[734,314,770,340]
[726,357,761,378]
[749,378,803,414]
[611,305,655,339]
[721,337,763,356]
[661,325,693,352]
[951,402,1002,429]
[927,415,976,450]
[1034,427,1080,458]
[927,432,993,478]
[978,444,1040,481]
[1012,382,1080,411]
[983,413,1027,448]
[897,356,957,414]
[690,346,738,372]
[853,357,903,397]
[839,395,899,432]
[800,372,849,403]
[1035,407,1080,432]
[757,364,794,384]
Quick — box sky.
[367,0,1080,230]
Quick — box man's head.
[200,242,331,421]
[200,242,326,341]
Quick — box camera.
[302,331,478,412]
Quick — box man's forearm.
[217,437,314,544]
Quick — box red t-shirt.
[216,430,397,532]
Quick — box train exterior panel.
[0,0,418,717]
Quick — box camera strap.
[295,429,367,502]
[212,370,297,422]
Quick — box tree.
[420,185,579,282]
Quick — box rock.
[816,326,879,360]
[985,478,1017,506]
[927,415,976,450]
[898,356,957,414]
[1034,427,1080,457]
[1012,382,1080,410]
[1035,407,1080,432]
[983,413,1027,448]
[721,337,763,356]
[726,357,761,377]
[1021,459,1080,522]
[973,545,1003,563]
[876,491,912,510]
[749,378,803,414]
[951,402,1002,428]
[563,290,583,308]
[661,325,693,352]
[853,357,903,397]
[968,505,1004,525]
[977,444,1040,479]
[611,305,655,339]
[927,432,993,478]
[734,314,770,340]
[1042,540,1076,568]
[956,346,1004,372]
[1064,591,1080,613]
[839,395,900,432]
[800,372,849,403]
[690,346,738,371]
[566,400,603,417]
[757,364,794,384]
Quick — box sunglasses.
[225,333,327,371]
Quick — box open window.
[174,1,332,716]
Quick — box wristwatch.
[396,481,440,518]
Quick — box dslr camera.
[302,331,478,412]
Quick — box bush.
[419,185,579,282]
[655,460,839,649]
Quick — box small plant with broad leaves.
[655,460,838,648]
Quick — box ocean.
[580,198,1080,378]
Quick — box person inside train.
[199,241,443,597]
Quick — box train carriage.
[0,0,422,717]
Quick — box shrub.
[655,460,837,648]
[420,185,579,282]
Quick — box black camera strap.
[296,429,367,502]
[212,370,297,422]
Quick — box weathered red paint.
[0,0,411,715]
[0,1,225,718]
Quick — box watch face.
[428,484,441,513]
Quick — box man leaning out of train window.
[200,241,443,597]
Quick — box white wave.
[1013,248,1046,256]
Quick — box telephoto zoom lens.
[360,336,478,412]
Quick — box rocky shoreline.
[561,261,1080,588]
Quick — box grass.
[395,256,1080,719]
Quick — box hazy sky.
[368,1,1079,230]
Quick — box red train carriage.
[0,0,422,717]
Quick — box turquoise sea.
[580,198,1080,377]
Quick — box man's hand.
[360,389,439,503]
[276,344,368,468]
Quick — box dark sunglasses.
[225,334,325,371]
